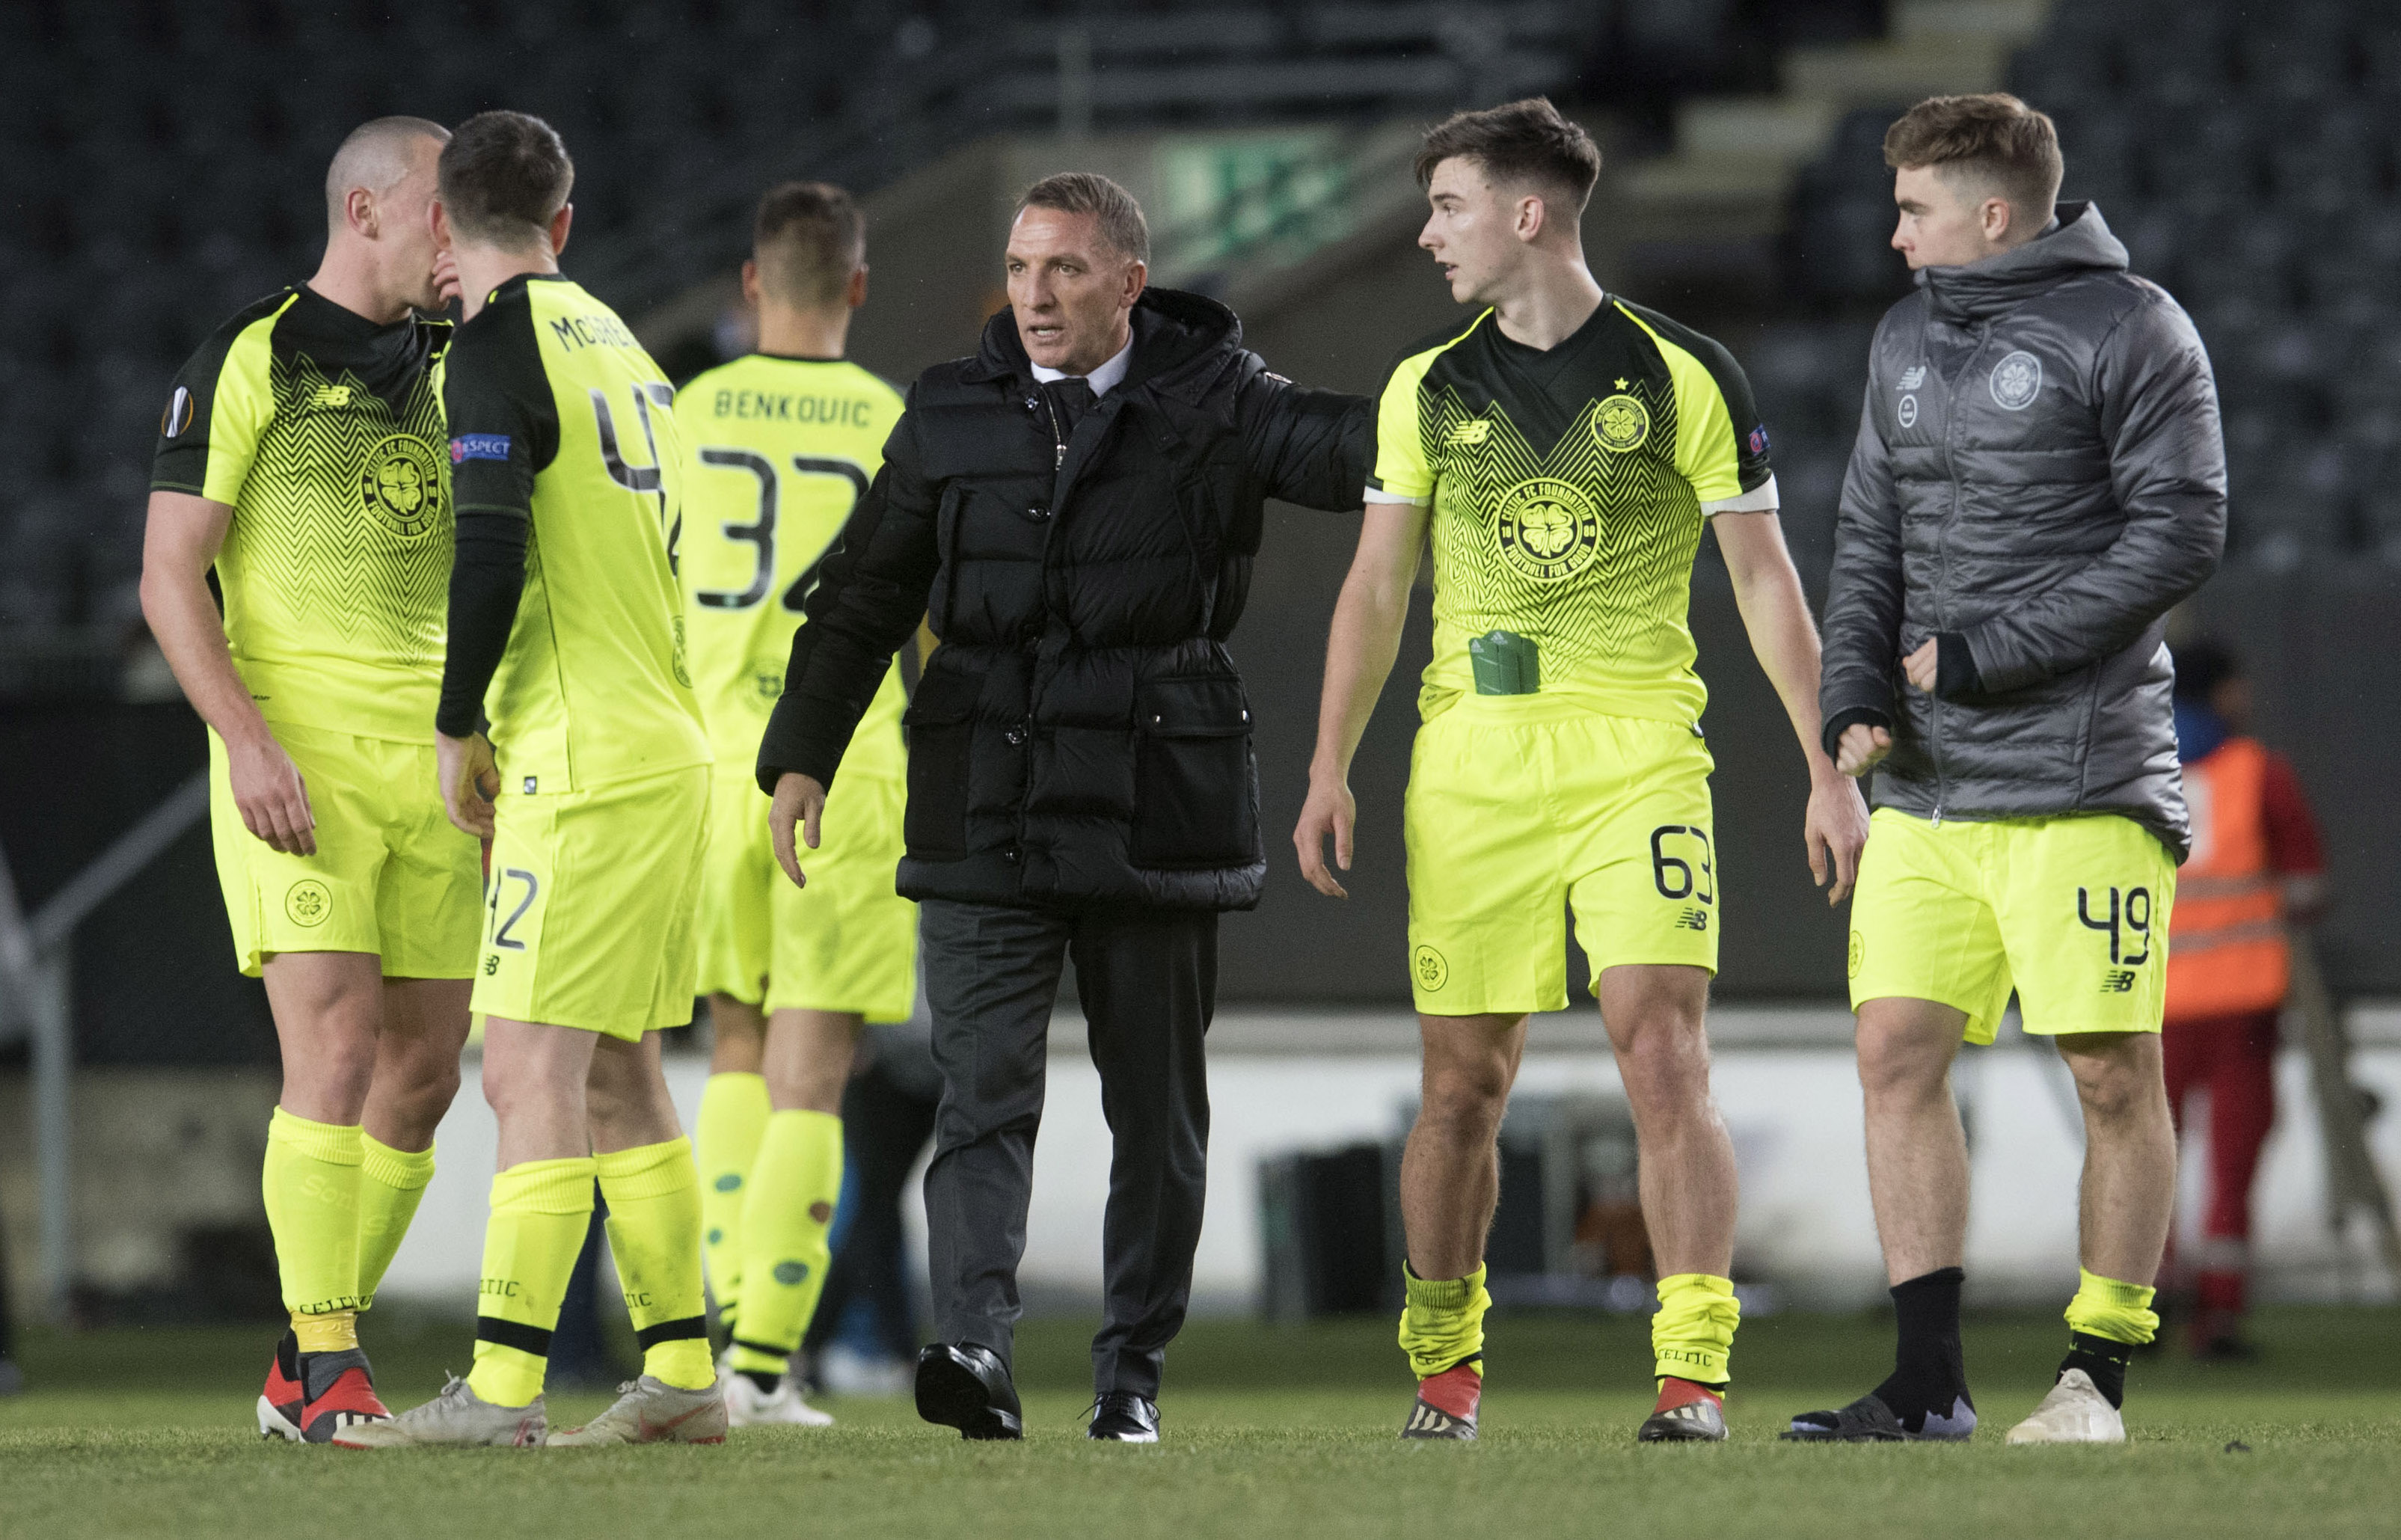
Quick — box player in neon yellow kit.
[143,117,471,1445]
[343,111,723,1450]
[681,182,916,1427]
[1296,99,1868,1442]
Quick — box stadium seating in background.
[1773,0,2401,570]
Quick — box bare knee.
[1855,1001,1963,1108]
[1415,1022,1518,1147]
[2058,1034,2162,1126]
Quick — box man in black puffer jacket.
[1795,96,2224,1451]
[757,173,1369,1443]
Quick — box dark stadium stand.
[1774,0,2401,569]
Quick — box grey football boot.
[548,1375,728,1447]
[332,1374,546,1449]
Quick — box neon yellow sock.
[696,1072,770,1330]
[726,1109,843,1378]
[2065,1267,2159,1346]
[1652,1273,1741,1387]
[597,1138,714,1390]
[467,1156,595,1408]
[1398,1263,1489,1380]
[355,1135,435,1310]
[292,1307,358,1354]
[263,1109,364,1318]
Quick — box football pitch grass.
[3,1306,2396,1539]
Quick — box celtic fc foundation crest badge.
[359,434,444,539]
[1494,477,1602,582]
[1592,392,1650,453]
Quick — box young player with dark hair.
[1801,93,2225,1444]
[683,181,915,1427]
[343,110,726,1449]
[142,115,470,1445]
[1296,96,1869,1443]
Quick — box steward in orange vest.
[2162,642,2325,1359]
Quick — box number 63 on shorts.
[1402,706,1720,1016]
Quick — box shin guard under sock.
[597,1138,714,1390]
[696,1072,770,1332]
[467,1156,595,1408]
[1872,1266,1974,1432]
[263,1110,365,1319]
[355,1135,435,1310]
[726,1109,843,1384]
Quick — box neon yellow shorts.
[694,767,916,1021]
[1404,701,1718,1016]
[472,764,710,1040]
[206,722,482,978]
[1848,808,2177,1043]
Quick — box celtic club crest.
[1989,350,2043,411]
[1592,393,1650,453]
[359,434,444,539]
[1494,477,1602,582]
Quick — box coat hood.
[966,286,1243,401]
[1919,201,2130,325]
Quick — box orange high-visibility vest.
[2166,736,2288,1021]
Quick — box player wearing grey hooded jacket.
[1818,200,2226,860]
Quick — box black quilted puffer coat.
[756,288,1370,909]
[1818,203,2227,859]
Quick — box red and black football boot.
[297,1349,392,1444]
[257,1329,303,1441]
[1637,1376,1728,1442]
[1399,1359,1481,1441]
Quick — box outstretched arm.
[1295,502,1427,898]
[1714,511,1869,904]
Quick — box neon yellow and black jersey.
[1367,297,1776,725]
[435,274,709,791]
[150,286,453,742]
[678,355,907,782]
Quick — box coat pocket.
[1129,675,1257,868]
[902,666,978,859]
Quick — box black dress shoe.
[1087,1393,1158,1443]
[915,1343,1023,1441]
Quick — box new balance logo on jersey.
[1899,365,1928,390]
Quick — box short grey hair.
[1017,172,1150,265]
[324,116,449,230]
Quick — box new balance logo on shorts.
[1677,908,1709,931]
[2100,969,2138,994]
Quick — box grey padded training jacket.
[1818,203,2226,860]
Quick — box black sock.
[277,1328,300,1384]
[1871,1267,1972,1430]
[2061,1331,2132,1409]
[739,1369,780,1395]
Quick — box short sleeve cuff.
[1364,487,1429,506]
[1699,473,1778,517]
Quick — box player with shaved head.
[141,115,469,1444]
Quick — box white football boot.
[723,1369,836,1428]
[2005,1369,2126,1444]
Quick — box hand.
[1805,770,1871,905]
[225,729,316,855]
[1902,638,1939,694]
[770,772,827,888]
[432,248,462,307]
[1835,723,1893,779]
[1293,767,1356,899]
[436,730,500,838]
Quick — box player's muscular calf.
[1402,1013,1527,1280]
[1598,963,1737,1278]
[1856,997,1972,1282]
[2056,1031,2177,1286]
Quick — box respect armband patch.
[450,434,512,464]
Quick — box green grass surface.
[3,1306,2397,1539]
